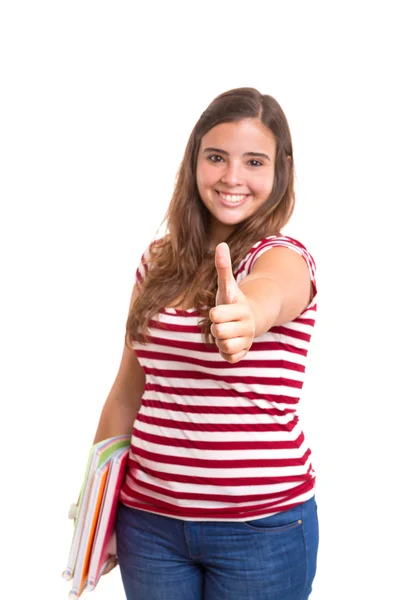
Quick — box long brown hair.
[126,87,295,346]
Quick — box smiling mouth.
[217,191,249,204]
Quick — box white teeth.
[219,193,247,203]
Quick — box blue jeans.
[116,496,319,600]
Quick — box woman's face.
[196,118,276,245]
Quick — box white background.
[1,2,399,599]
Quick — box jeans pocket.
[242,505,303,533]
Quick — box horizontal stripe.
[269,325,311,342]
[293,317,316,326]
[136,350,306,372]
[149,319,202,334]
[131,444,312,469]
[143,368,304,388]
[150,317,315,339]
[140,394,298,412]
[125,458,312,485]
[124,479,296,510]
[139,404,297,423]
[141,336,309,357]
[141,399,296,416]
[134,419,304,442]
[143,383,301,402]
[132,434,309,461]
[126,473,309,503]
[136,413,299,431]
[131,467,304,495]
[120,486,315,519]
[127,457,313,481]
[133,427,305,450]
[144,379,304,398]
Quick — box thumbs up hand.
[210,243,256,363]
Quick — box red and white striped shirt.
[120,235,317,521]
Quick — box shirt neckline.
[163,307,200,316]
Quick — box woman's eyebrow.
[203,147,229,155]
[244,151,271,162]
[202,147,271,161]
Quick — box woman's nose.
[220,161,244,187]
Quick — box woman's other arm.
[210,243,313,363]
[93,287,145,443]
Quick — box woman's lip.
[217,190,249,196]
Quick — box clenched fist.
[209,243,256,363]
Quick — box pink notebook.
[87,447,129,591]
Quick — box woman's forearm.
[239,277,282,338]
[93,342,146,443]
[93,395,139,443]
[93,367,145,443]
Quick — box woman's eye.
[248,159,263,167]
[208,154,224,163]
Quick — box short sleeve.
[237,235,317,299]
[134,246,151,289]
[134,240,162,289]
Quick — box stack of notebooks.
[63,435,131,598]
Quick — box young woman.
[94,87,319,599]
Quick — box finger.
[211,320,252,341]
[102,556,118,575]
[209,303,249,324]
[215,243,236,304]
[214,336,249,356]
[219,348,248,364]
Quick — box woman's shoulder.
[235,234,317,282]
[250,234,314,261]
[138,236,165,264]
